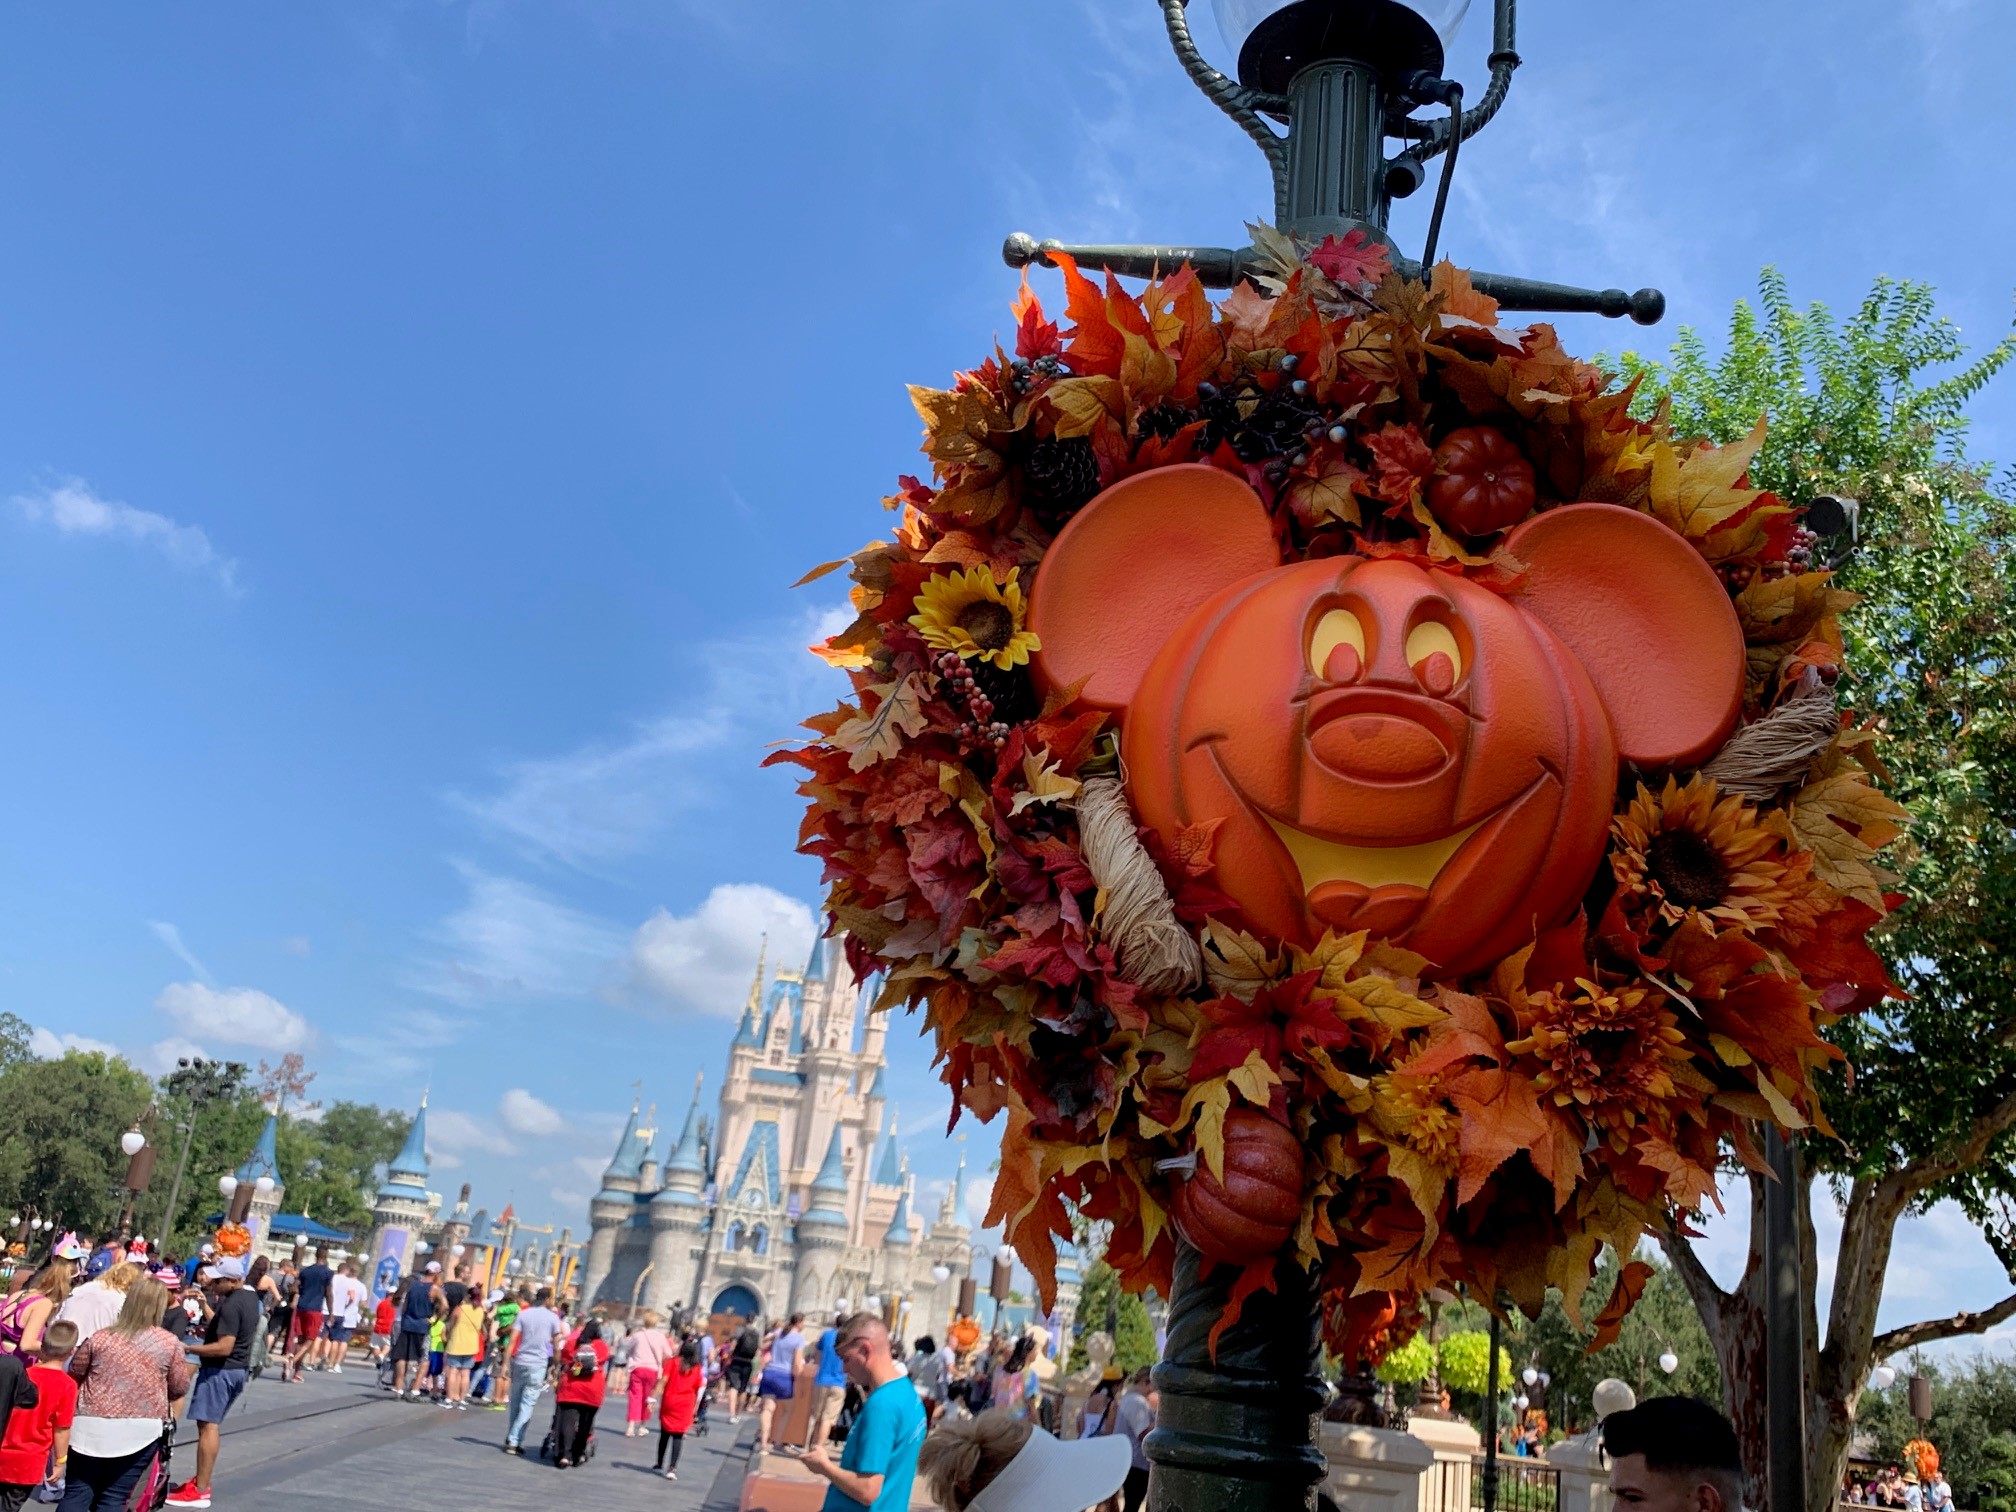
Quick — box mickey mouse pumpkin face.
[1029,465,1746,979]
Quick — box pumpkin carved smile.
[1028,465,1748,979]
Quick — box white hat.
[967,1427,1131,1512]
[425,1261,442,1273]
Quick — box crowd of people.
[1847,1463,1956,1512]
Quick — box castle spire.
[236,1112,282,1187]
[873,1107,904,1188]
[665,1074,706,1176]
[804,928,828,984]
[378,1095,430,1200]
[883,1172,913,1246]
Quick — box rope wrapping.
[1075,773,1204,996]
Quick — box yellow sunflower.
[1505,978,1687,1134]
[1611,775,1813,933]
[909,565,1041,670]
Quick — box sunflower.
[1505,978,1687,1134]
[909,565,1041,670]
[1611,775,1814,933]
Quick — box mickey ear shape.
[1504,503,1744,769]
[1029,464,1280,714]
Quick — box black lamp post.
[1005,0,1663,325]
[155,1056,247,1248]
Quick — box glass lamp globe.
[1522,1366,1538,1386]
[1872,1365,1897,1390]
[452,1244,466,1256]
[254,1175,275,1196]
[121,1129,147,1157]
[1212,0,1471,93]
[932,1265,952,1283]
[998,1246,1018,1265]
[865,1294,882,1311]
[218,1176,238,1198]
[1658,1351,1680,1375]
[836,1296,851,1312]
[1515,1393,1529,1409]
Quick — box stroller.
[537,1412,597,1465]
[130,1419,177,1511]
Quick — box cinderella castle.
[578,933,1008,1334]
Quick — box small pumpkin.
[1169,1108,1304,1266]
[1427,425,1537,536]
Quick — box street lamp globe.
[931,1265,952,1283]
[451,1244,466,1257]
[121,1129,147,1157]
[218,1176,237,1198]
[835,1297,850,1312]
[254,1175,275,1196]
[1658,1350,1680,1375]
[1514,1393,1529,1410]
[1872,1365,1897,1390]
[1211,0,1471,92]
[1521,1366,1538,1386]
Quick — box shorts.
[326,1320,355,1342]
[191,1365,249,1424]
[369,1332,391,1350]
[757,1371,795,1401]
[444,1353,476,1370]
[292,1310,325,1343]
[390,1329,430,1365]
[725,1359,752,1392]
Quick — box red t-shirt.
[0,1364,77,1484]
[373,1299,396,1334]
[553,1339,609,1407]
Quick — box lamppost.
[1005,0,1663,325]
[156,1056,247,1248]
[116,1122,154,1238]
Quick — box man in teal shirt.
[801,1313,926,1511]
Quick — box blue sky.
[5,0,2012,1350]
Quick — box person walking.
[0,1261,72,1361]
[389,1263,442,1401]
[725,1318,760,1422]
[806,1314,850,1454]
[66,1278,192,1511]
[654,1338,705,1481]
[165,1257,258,1509]
[324,1263,367,1376]
[282,1249,334,1382]
[550,1320,608,1469]
[54,1262,143,1345]
[799,1314,927,1512]
[908,1336,949,1428]
[500,1288,563,1456]
[0,1318,78,1510]
[440,1289,484,1411]
[990,1338,1039,1422]
[754,1314,807,1457]
[1112,1368,1155,1512]
[368,1290,395,1369]
[622,1312,668,1438]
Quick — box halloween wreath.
[769,228,1906,1355]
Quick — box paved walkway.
[181,1365,755,1510]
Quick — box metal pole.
[1764,1128,1807,1512]
[1483,1311,1503,1512]
[1146,1241,1326,1512]
[157,1112,199,1250]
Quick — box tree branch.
[1656,1215,1729,1335]
[1870,1292,2016,1360]
[1892,1087,2016,1203]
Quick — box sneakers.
[330,1364,342,1374]
[664,1470,678,1480]
[503,1443,524,1456]
[166,1482,212,1508]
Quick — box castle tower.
[435,1182,474,1284]
[367,1095,437,1298]
[646,1075,709,1318]
[792,1123,852,1315]
[876,1173,916,1295]
[233,1112,285,1246]
[581,1098,649,1308]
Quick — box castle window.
[750,1223,769,1255]
[725,1220,744,1253]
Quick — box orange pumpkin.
[1169,1109,1304,1266]
[1429,425,1537,536]
[1029,466,1745,978]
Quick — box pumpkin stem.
[1155,1152,1200,1176]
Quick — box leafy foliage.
[1437,1329,1514,1396]
[1065,1259,1159,1374]
[0,1050,154,1233]
[774,243,1899,1358]
[1619,271,2016,1511]
[1860,1354,2016,1512]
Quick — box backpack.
[734,1326,759,1361]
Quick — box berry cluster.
[934,651,1014,748]
[1195,353,1328,470]
[1007,354,1070,395]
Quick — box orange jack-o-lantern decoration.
[1169,1108,1304,1267]
[1029,465,1744,978]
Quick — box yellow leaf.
[1179,1077,1232,1183]
[1789,770,1909,908]
[1040,376,1126,440]
[937,761,998,875]
[1283,453,1365,527]
[1642,417,1788,561]
[1735,572,1858,647]
[1201,920,1282,1002]
[832,674,929,771]
[1009,748,1083,817]
[1226,1048,1282,1108]
[1121,330,1178,407]
[1335,975,1446,1033]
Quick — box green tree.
[0,1050,154,1233]
[1859,1355,2016,1512]
[1067,1259,1159,1373]
[0,1014,31,1075]
[1618,272,2016,1512]
[276,1101,409,1237]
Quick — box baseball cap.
[967,1427,1130,1512]
[52,1231,90,1261]
[151,1265,184,1286]
[425,1261,442,1273]
[203,1255,250,1281]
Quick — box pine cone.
[1136,404,1191,441]
[1023,435,1101,523]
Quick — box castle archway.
[711,1282,762,1321]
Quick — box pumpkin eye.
[1308,608,1367,679]
[1405,620,1463,692]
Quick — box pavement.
[178,1361,757,1511]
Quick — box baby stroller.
[131,1419,177,1511]
[538,1413,597,1465]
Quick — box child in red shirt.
[370,1296,397,1364]
[0,1319,79,1503]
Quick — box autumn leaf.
[1201,920,1284,1001]
[1444,1063,1556,1206]
[1639,418,1790,561]
[1787,770,1909,908]
[1309,230,1392,289]
[1429,260,1501,327]
[1009,748,1083,816]
[1041,375,1126,439]
[1207,1260,1280,1360]
[1735,571,1858,647]
[1284,451,1367,528]
[1179,1076,1232,1181]
[1363,422,1436,506]
[832,674,929,771]
[1168,818,1224,878]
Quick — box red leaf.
[1362,423,1436,507]
[1586,1259,1654,1352]
[1308,230,1392,289]
[1207,1260,1279,1360]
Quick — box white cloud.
[449,606,846,869]
[29,1026,120,1060]
[148,922,215,985]
[965,1173,996,1232]
[154,982,310,1051]
[15,478,239,592]
[141,1037,209,1074]
[427,1107,516,1160]
[625,883,816,1017]
[499,1088,566,1137]
[550,1185,592,1211]
[407,864,625,1005]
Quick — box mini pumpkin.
[1428,425,1537,536]
[1169,1108,1304,1267]
[1029,466,1745,978]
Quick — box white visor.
[967,1427,1132,1512]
